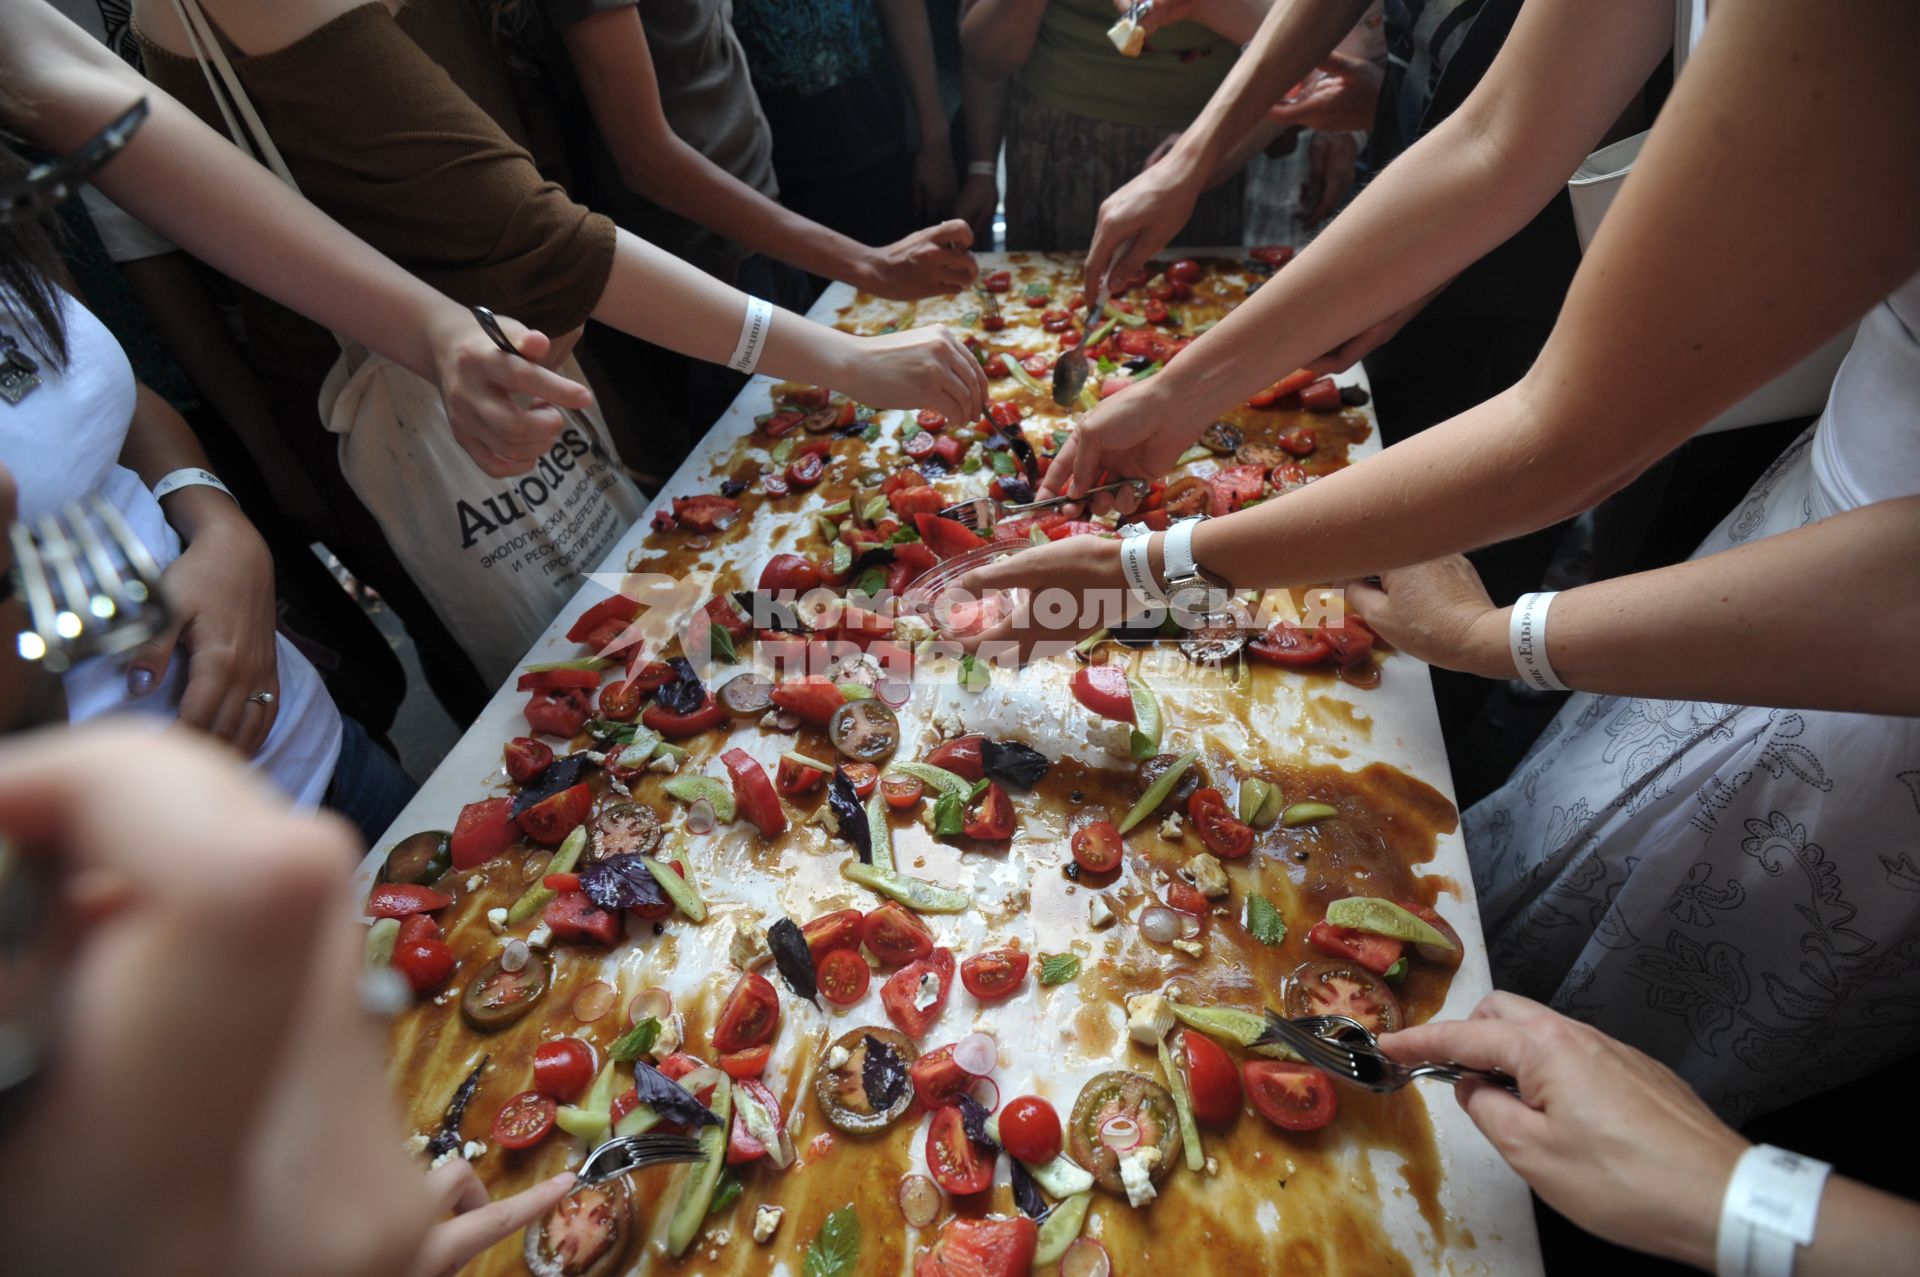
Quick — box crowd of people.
[2,0,1917,1273]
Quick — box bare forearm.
[876,0,950,149]
[962,62,1009,165]
[960,0,1047,80]
[1794,1177,1920,1277]
[118,384,253,544]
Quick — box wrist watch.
[1159,517,1235,626]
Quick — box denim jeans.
[323,715,418,851]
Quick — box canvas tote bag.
[167,0,646,682]
[1564,0,1854,435]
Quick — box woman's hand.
[1300,129,1361,225]
[954,174,1000,249]
[1336,557,1512,679]
[954,533,1136,663]
[421,308,597,480]
[858,219,980,300]
[1037,376,1203,502]
[913,134,960,220]
[1266,52,1384,135]
[127,500,283,755]
[1085,157,1205,300]
[836,325,991,422]
[1380,994,1749,1271]
[408,1164,577,1277]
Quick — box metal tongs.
[575,1131,707,1187]
[1258,1012,1522,1096]
[470,305,614,465]
[0,98,149,226]
[937,478,1149,532]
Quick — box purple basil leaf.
[579,854,667,912]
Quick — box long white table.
[355,254,1544,1276]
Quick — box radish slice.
[1061,1238,1112,1277]
[686,534,712,551]
[686,799,716,835]
[877,678,911,708]
[629,987,672,1026]
[1178,912,1203,940]
[897,1173,942,1228]
[1139,906,1181,944]
[1098,1114,1140,1152]
[572,981,616,1024]
[500,939,530,973]
[774,711,803,732]
[952,1033,997,1077]
[967,1076,1000,1112]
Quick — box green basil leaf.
[1037,953,1081,985]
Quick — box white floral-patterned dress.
[1464,271,1920,1122]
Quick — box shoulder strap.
[165,0,301,192]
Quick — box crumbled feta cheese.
[708,1230,731,1247]
[1151,869,1171,887]
[646,752,679,774]
[1205,1156,1220,1176]
[759,710,781,729]
[1126,993,1173,1046]
[461,1140,486,1160]
[1159,812,1185,840]
[912,971,941,1011]
[432,987,456,1006]
[429,1148,458,1171]
[730,921,772,970]
[824,1044,852,1071]
[752,1205,785,1245]
[485,907,508,935]
[466,873,483,892]
[1108,16,1146,57]
[653,1012,684,1059]
[402,1133,430,1156]
[1171,938,1205,959]
[1118,1146,1162,1207]
[527,922,553,949]
[1088,895,1116,929]
[1188,853,1230,898]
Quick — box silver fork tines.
[10,497,170,673]
[575,1131,707,1187]
[937,478,1150,531]
[1259,1010,1522,1097]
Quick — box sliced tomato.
[1167,258,1201,284]
[916,1216,1037,1277]
[702,595,753,644]
[916,409,949,432]
[712,971,781,1053]
[924,734,986,782]
[1039,308,1073,333]
[984,354,1011,379]
[881,948,955,1038]
[596,677,643,722]
[891,540,939,587]
[776,754,827,798]
[517,666,602,692]
[542,872,582,893]
[671,494,741,532]
[1180,1030,1242,1126]
[518,783,593,847]
[1244,1060,1338,1131]
[1207,464,1268,516]
[533,1038,598,1102]
[924,1104,994,1196]
[914,513,987,559]
[1319,615,1377,667]
[566,595,641,645]
[641,693,728,739]
[1143,298,1170,325]
[523,688,591,739]
[963,781,1015,841]
[1284,959,1405,1035]
[366,883,451,918]
[770,675,846,726]
[396,914,440,946]
[997,1095,1061,1165]
[1299,378,1342,414]
[1165,880,1211,920]
[727,1077,784,1163]
[392,939,457,993]
[841,762,880,800]
[881,773,925,810]
[759,553,822,595]
[1250,245,1296,267]
[491,1090,557,1150]
[787,452,826,488]
[719,1044,772,1080]
[910,1044,972,1107]
[543,890,622,946]
[1071,820,1125,874]
[802,908,865,961]
[960,948,1029,1000]
[1188,787,1255,859]
[982,270,1011,293]
[1247,623,1334,667]
[760,408,805,437]
[905,430,939,461]
[863,901,935,965]
[451,796,516,869]
[1306,921,1404,976]
[818,948,872,1006]
[1269,460,1308,488]
[503,736,553,782]
[1246,367,1317,408]
[722,748,787,836]
[1042,519,1104,541]
[627,660,676,693]
[1396,898,1465,969]
[1115,328,1174,361]
[889,483,946,518]
[1070,664,1135,722]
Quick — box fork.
[1257,1010,1522,1096]
[469,305,618,468]
[9,496,171,675]
[575,1131,708,1187]
[937,479,1149,532]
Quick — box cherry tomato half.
[840,762,880,800]
[491,1090,557,1150]
[1244,1060,1338,1131]
[881,773,924,810]
[711,971,781,1054]
[863,901,935,966]
[1180,1030,1242,1126]
[787,452,826,488]
[802,908,865,962]
[818,948,872,1006]
[1188,787,1255,858]
[960,948,1030,1001]
[926,1104,994,1195]
[503,736,553,782]
[997,1095,1062,1165]
[916,409,949,432]
[392,940,457,994]
[1070,821,1125,874]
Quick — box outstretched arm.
[959,0,1048,82]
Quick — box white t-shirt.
[1810,270,1920,517]
[0,287,343,806]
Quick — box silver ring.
[247,691,276,707]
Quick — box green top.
[1018,0,1239,129]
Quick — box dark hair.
[0,107,70,367]
[472,0,548,74]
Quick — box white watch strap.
[1163,517,1202,582]
[1508,592,1569,692]
[728,297,774,374]
[1715,1145,1832,1277]
[151,467,236,504]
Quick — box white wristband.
[151,467,235,504]
[1715,1145,1832,1277]
[1507,591,1568,692]
[1119,529,1163,604]
[728,297,774,374]
[967,160,998,178]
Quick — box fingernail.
[127,667,154,695]
[548,1171,577,1189]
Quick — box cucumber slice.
[780,750,835,775]
[613,1103,661,1138]
[553,1104,610,1145]
[1031,1193,1092,1266]
[1325,897,1457,952]
[1127,677,1161,760]
[1158,1038,1204,1172]
[664,775,737,824]
[507,823,587,924]
[866,792,895,873]
[667,1077,733,1257]
[1282,801,1340,828]
[1168,1000,1303,1063]
[1026,1153,1095,1198]
[830,540,852,577]
[1005,359,1049,396]
[1119,751,1195,833]
[1074,628,1110,655]
[841,861,969,913]
[837,682,875,701]
[892,760,971,798]
[1237,778,1271,824]
[363,917,400,968]
[522,657,613,674]
[820,500,854,519]
[641,854,707,922]
[1253,783,1285,829]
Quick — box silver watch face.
[1166,579,1235,629]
